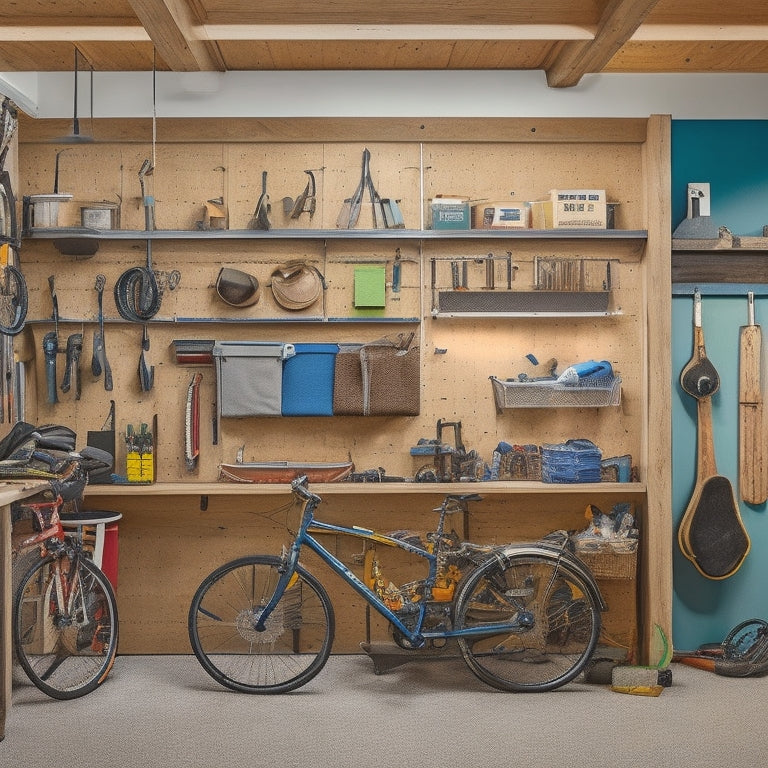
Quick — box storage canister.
[213,341,295,417]
[281,343,339,416]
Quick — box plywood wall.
[18,136,647,484]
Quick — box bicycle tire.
[453,551,601,692]
[13,553,119,700]
[0,263,28,335]
[188,555,335,694]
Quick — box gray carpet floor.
[3,655,766,767]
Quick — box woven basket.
[576,548,637,580]
[333,339,420,416]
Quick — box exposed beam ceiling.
[0,1,767,85]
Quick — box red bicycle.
[11,469,118,699]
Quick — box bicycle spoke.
[189,556,334,693]
[455,554,600,692]
[15,555,118,699]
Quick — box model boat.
[218,459,354,484]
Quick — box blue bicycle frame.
[254,486,536,647]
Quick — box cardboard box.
[471,202,530,229]
[531,189,607,229]
[428,197,470,230]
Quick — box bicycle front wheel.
[14,554,119,699]
[454,551,601,692]
[188,555,335,694]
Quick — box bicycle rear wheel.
[454,551,601,692]
[188,555,335,694]
[14,554,118,699]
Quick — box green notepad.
[354,266,386,308]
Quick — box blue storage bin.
[281,343,339,416]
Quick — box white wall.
[4,70,768,119]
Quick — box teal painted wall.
[671,121,768,651]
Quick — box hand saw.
[185,372,203,472]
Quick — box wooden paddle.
[678,292,751,579]
[739,291,767,504]
[680,290,720,399]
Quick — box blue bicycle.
[188,476,605,693]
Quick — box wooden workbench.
[0,480,48,741]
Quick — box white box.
[531,189,607,229]
[472,202,530,229]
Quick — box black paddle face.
[680,292,721,399]
[680,355,720,398]
[687,475,750,578]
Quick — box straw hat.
[215,267,260,307]
[270,262,324,310]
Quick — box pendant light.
[55,46,94,144]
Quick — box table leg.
[0,502,11,741]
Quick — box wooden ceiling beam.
[4,22,768,43]
[546,0,662,88]
[127,0,224,71]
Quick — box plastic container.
[281,343,339,416]
[213,341,295,417]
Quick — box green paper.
[354,266,386,308]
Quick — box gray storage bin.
[213,342,295,417]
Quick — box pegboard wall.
[11,115,671,660]
[16,129,648,483]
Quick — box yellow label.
[126,452,154,483]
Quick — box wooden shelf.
[672,248,768,284]
[84,480,647,497]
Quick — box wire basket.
[490,375,621,410]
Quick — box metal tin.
[81,203,119,229]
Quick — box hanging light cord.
[152,48,157,169]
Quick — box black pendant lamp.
[55,46,94,144]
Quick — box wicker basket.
[576,547,637,580]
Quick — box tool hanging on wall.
[91,273,113,391]
[42,275,61,404]
[739,291,767,504]
[678,290,751,579]
[248,170,271,230]
[337,149,368,228]
[60,331,83,400]
[138,324,154,392]
[196,196,228,230]
[283,169,317,220]
[336,148,403,229]
[112,159,160,321]
[185,372,203,471]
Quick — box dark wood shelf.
[672,248,768,284]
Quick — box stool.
[59,509,122,573]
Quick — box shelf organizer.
[490,375,622,411]
[430,254,619,316]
